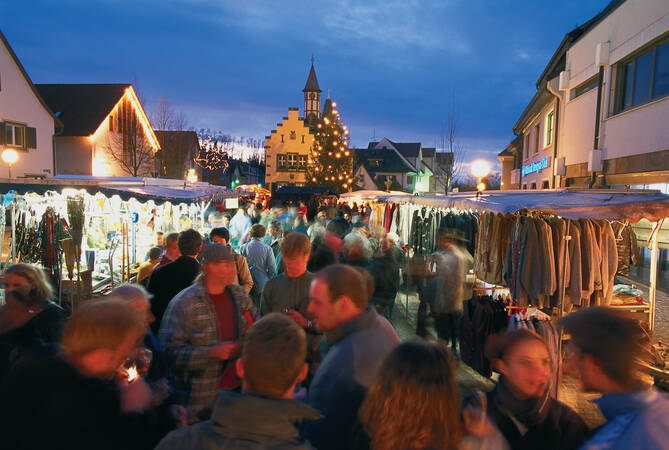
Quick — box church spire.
[303,58,322,128]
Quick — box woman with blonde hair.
[0,263,65,376]
[358,340,506,450]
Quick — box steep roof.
[36,84,129,136]
[0,30,62,128]
[369,140,423,158]
[154,130,199,151]
[303,63,321,93]
[354,148,416,174]
[422,147,436,158]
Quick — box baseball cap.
[200,243,235,263]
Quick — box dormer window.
[369,158,383,167]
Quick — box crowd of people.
[0,199,667,449]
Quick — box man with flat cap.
[159,244,254,423]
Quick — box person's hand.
[208,341,241,360]
[118,378,153,413]
[285,309,308,328]
[149,378,170,406]
[169,404,188,427]
[463,406,498,437]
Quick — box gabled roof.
[369,139,423,158]
[513,87,554,133]
[303,63,321,93]
[154,130,199,151]
[0,30,62,128]
[354,148,416,174]
[422,147,436,158]
[36,84,130,136]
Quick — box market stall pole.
[648,219,664,331]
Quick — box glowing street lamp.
[2,148,18,179]
[470,159,490,198]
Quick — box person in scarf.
[480,328,589,450]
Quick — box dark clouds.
[3,0,608,163]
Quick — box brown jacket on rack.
[565,221,583,308]
[577,219,601,305]
[535,219,557,300]
[611,221,641,276]
[598,220,619,305]
[548,217,570,309]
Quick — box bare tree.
[152,95,175,131]
[437,94,465,193]
[172,110,188,131]
[104,116,156,177]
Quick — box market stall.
[358,188,669,388]
[0,176,247,307]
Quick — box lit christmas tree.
[305,97,354,193]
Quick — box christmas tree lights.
[305,97,353,194]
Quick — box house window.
[287,153,297,168]
[524,135,530,159]
[297,155,307,169]
[407,175,414,185]
[570,77,598,100]
[614,39,669,113]
[369,158,383,167]
[544,110,554,147]
[301,135,305,143]
[534,124,540,154]
[5,123,26,149]
[290,131,296,140]
[109,114,114,132]
[277,154,287,169]
[530,182,537,189]
[522,184,527,190]
[542,180,549,189]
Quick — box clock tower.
[303,58,321,129]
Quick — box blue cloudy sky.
[3,0,609,164]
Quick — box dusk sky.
[3,0,610,166]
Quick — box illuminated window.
[534,124,540,154]
[544,110,554,147]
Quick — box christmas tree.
[305,98,354,194]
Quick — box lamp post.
[470,159,490,199]
[2,148,18,179]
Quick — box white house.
[0,30,59,178]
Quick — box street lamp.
[2,148,18,179]
[470,159,490,198]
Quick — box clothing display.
[611,221,641,276]
[459,295,508,377]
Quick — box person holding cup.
[159,243,255,423]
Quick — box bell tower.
[303,57,322,128]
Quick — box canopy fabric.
[380,189,669,222]
[339,190,410,200]
[0,177,247,205]
[101,184,247,204]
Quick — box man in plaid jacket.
[159,244,254,423]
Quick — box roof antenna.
[327,88,330,99]
[371,128,378,141]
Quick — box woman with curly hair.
[358,339,506,450]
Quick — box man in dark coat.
[148,229,202,334]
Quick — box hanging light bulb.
[336,153,341,159]
[343,183,348,188]
[338,175,343,180]
[328,152,332,156]
[312,177,316,182]
[344,151,350,156]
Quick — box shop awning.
[340,190,411,200]
[0,176,249,205]
[383,189,669,222]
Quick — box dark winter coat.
[156,390,321,450]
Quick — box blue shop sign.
[522,157,549,177]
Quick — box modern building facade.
[500,0,669,192]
